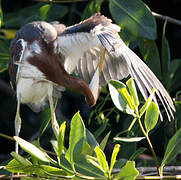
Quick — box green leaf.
[144,102,159,134]
[35,165,67,177]
[82,0,103,20]
[10,152,32,166]
[109,80,136,116]
[75,155,105,178]
[99,131,111,151]
[14,136,54,163]
[139,89,155,117]
[138,39,161,77]
[114,137,145,142]
[129,147,146,161]
[109,0,156,39]
[5,159,27,173]
[168,59,181,92]
[94,146,109,177]
[87,158,105,174]
[115,161,139,180]
[161,21,170,88]
[6,162,67,177]
[39,107,51,137]
[73,138,92,163]
[86,129,99,150]
[51,140,58,154]
[3,3,68,27]
[39,4,51,21]
[161,128,181,168]
[57,121,66,157]
[126,78,139,108]
[110,144,120,174]
[65,112,85,164]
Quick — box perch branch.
[152,12,181,26]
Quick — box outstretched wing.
[55,13,175,120]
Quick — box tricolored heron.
[8,13,175,153]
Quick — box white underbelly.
[17,78,50,104]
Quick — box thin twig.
[0,133,14,141]
[152,12,181,26]
[137,117,161,176]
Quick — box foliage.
[4,112,138,179]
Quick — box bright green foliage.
[126,78,139,109]
[144,102,159,134]
[5,112,139,179]
[94,146,109,177]
[65,112,85,164]
[57,121,66,161]
[115,161,139,180]
[109,80,136,117]
[110,144,120,174]
[14,136,54,163]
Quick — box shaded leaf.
[115,161,139,180]
[76,155,105,178]
[144,102,159,134]
[87,158,105,174]
[99,131,111,151]
[138,39,161,77]
[39,107,51,137]
[129,147,146,161]
[86,128,99,151]
[161,128,181,168]
[161,21,170,88]
[3,3,68,27]
[168,59,181,92]
[109,0,156,39]
[73,138,92,162]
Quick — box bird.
[9,13,175,153]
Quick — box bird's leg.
[15,94,21,153]
[48,86,59,139]
[89,47,106,102]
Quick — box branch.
[112,166,181,177]
[152,12,181,26]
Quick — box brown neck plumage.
[28,48,96,107]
